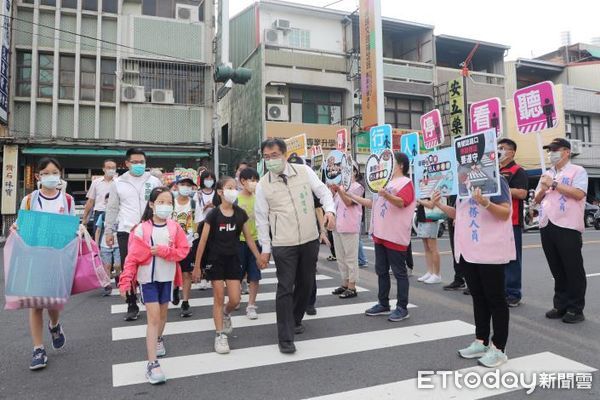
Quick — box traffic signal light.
[214,64,252,84]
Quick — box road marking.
[363,246,452,256]
[112,301,417,341]
[110,268,278,284]
[306,352,597,399]
[111,320,473,387]
[110,274,333,296]
[110,285,369,314]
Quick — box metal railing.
[382,57,434,84]
[436,66,504,86]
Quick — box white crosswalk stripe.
[112,320,474,387]
[306,352,597,399]
[110,285,369,314]
[109,273,333,296]
[112,301,418,341]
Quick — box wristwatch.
[551,180,558,191]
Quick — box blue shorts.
[139,281,172,305]
[239,241,262,282]
[100,246,121,266]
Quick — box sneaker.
[506,297,521,307]
[214,333,230,354]
[417,272,432,282]
[306,305,317,316]
[29,348,48,370]
[458,340,488,359]
[477,344,508,368]
[124,305,140,321]
[278,341,296,354]
[424,274,442,284]
[172,287,180,306]
[222,313,233,335]
[145,360,166,384]
[406,267,414,277]
[294,324,306,334]
[365,303,391,316]
[180,301,192,318]
[545,308,566,319]
[198,280,209,290]
[388,307,409,322]
[339,288,358,299]
[246,305,258,320]
[48,323,66,350]
[327,255,337,261]
[562,311,585,324]
[443,281,466,291]
[331,286,347,295]
[358,263,368,269]
[102,285,112,297]
[463,288,471,296]
[156,337,166,357]
[241,280,249,295]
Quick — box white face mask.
[549,151,563,166]
[223,189,238,204]
[105,169,117,177]
[40,174,61,189]
[204,179,214,189]
[155,204,173,219]
[178,186,192,197]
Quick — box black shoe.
[172,287,180,306]
[545,308,566,319]
[180,301,192,318]
[562,311,585,324]
[306,305,317,316]
[463,288,471,295]
[279,341,296,354]
[294,324,305,334]
[443,281,466,291]
[506,297,521,307]
[331,286,348,295]
[339,288,357,299]
[124,305,140,321]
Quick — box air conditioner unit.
[272,19,291,30]
[267,104,289,121]
[151,89,175,104]
[569,139,582,155]
[264,29,284,45]
[121,85,146,103]
[176,4,200,22]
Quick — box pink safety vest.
[371,176,416,247]
[454,198,515,265]
[539,163,586,233]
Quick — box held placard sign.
[420,109,444,149]
[369,124,392,155]
[514,81,558,134]
[454,128,500,199]
[365,148,395,193]
[470,97,503,137]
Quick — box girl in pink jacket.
[118,187,190,385]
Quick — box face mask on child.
[179,187,192,197]
[155,204,173,219]
[41,175,61,189]
[223,189,238,204]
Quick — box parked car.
[594,209,600,230]
[585,202,599,228]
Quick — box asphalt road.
[0,229,599,400]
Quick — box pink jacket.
[118,220,190,293]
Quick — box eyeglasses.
[262,153,283,161]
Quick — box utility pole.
[461,43,479,135]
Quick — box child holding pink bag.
[118,187,190,385]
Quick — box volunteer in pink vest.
[534,138,588,324]
[433,176,514,368]
[347,152,416,322]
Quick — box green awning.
[21,147,210,158]
[587,49,600,58]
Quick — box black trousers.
[327,230,336,258]
[272,239,319,343]
[461,257,509,351]
[448,220,465,283]
[117,231,138,309]
[540,222,586,314]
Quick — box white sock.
[34,345,44,351]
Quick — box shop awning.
[21,147,210,158]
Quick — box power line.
[2,11,206,64]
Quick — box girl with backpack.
[118,187,190,384]
[16,157,75,371]
[192,176,263,354]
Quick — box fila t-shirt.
[204,205,248,258]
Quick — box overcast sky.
[229,0,599,60]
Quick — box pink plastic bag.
[71,229,110,295]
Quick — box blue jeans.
[374,243,409,309]
[358,236,367,265]
[505,226,523,300]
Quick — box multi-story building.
[222,0,508,167]
[1,0,214,227]
[504,43,600,200]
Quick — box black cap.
[177,178,195,186]
[543,138,571,150]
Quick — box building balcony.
[436,66,506,103]
[264,45,347,73]
[383,58,434,84]
[265,121,350,150]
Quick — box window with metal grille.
[122,59,207,106]
[289,88,342,124]
[16,51,32,97]
[384,96,424,130]
[100,59,116,102]
[569,114,591,143]
[288,28,310,49]
[142,0,204,20]
[59,55,75,99]
[80,57,96,101]
[38,53,54,98]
